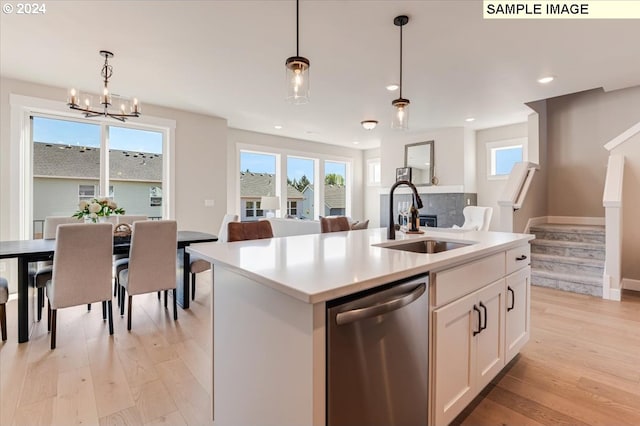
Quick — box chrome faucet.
[388,180,424,240]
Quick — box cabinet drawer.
[433,252,505,307]
[506,245,530,275]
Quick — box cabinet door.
[505,266,531,363]
[475,279,505,390]
[433,291,477,426]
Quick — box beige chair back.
[49,223,113,309]
[461,206,493,231]
[127,220,177,295]
[43,216,82,239]
[117,215,148,225]
[218,214,239,243]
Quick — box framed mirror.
[404,141,434,186]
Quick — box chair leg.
[50,309,57,350]
[87,304,91,311]
[107,300,114,335]
[114,278,118,297]
[37,287,44,321]
[173,288,177,321]
[0,303,7,341]
[120,287,126,316]
[191,273,196,301]
[102,301,107,321]
[164,290,168,308]
[157,291,160,300]
[127,295,133,331]
[47,300,51,332]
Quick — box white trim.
[524,216,548,233]
[377,185,465,195]
[545,216,605,226]
[10,93,176,235]
[602,155,624,208]
[608,288,622,301]
[603,121,640,151]
[622,278,640,292]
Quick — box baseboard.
[524,216,548,233]
[546,216,605,226]
[622,278,640,291]
[608,288,622,301]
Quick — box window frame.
[366,158,381,186]
[287,200,298,216]
[486,138,527,180]
[9,93,175,240]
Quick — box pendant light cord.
[399,22,403,99]
[296,0,300,57]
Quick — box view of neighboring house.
[239,172,304,221]
[33,141,163,222]
[301,184,346,217]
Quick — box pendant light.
[391,15,410,130]
[285,0,310,104]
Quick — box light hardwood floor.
[1,278,639,426]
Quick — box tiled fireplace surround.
[380,192,478,229]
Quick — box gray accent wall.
[380,192,477,229]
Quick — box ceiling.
[2,1,639,150]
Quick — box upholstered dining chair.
[118,220,177,331]
[46,223,114,349]
[190,213,238,301]
[33,216,83,321]
[455,206,493,231]
[227,220,274,242]
[0,277,8,341]
[320,216,351,233]
[112,215,148,301]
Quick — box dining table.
[0,230,217,343]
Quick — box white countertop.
[187,227,534,304]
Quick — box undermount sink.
[383,239,472,254]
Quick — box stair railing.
[497,161,539,232]
[602,154,625,301]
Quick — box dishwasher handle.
[335,283,426,325]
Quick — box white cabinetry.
[433,279,504,426]
[505,266,531,363]
[431,243,530,426]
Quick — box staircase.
[529,223,605,297]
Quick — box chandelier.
[285,0,310,104]
[67,50,140,122]
[391,16,410,130]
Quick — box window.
[78,184,113,202]
[31,115,167,227]
[287,156,314,219]
[325,161,347,216]
[367,158,381,186]
[487,138,526,179]
[288,200,298,216]
[245,200,263,220]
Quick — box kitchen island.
[188,227,534,426]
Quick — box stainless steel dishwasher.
[327,274,429,426]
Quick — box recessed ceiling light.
[274,125,283,129]
[353,141,360,145]
[386,84,399,91]
[305,130,318,135]
[361,120,378,130]
[465,117,475,122]
[537,76,554,84]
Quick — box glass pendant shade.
[391,98,410,130]
[286,56,310,104]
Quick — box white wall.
[475,122,528,230]
[227,128,364,222]
[379,127,470,188]
[363,148,381,228]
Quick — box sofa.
[265,218,321,237]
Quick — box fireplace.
[419,214,437,228]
